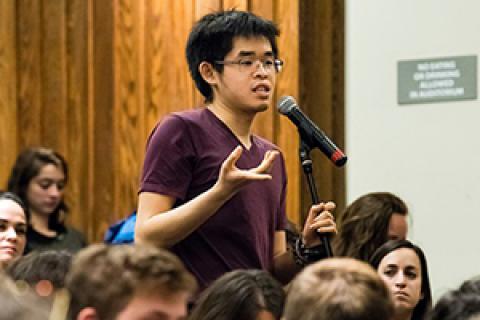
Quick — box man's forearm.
[272,250,303,285]
[135,185,234,248]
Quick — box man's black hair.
[186,10,279,103]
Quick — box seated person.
[0,191,28,269]
[429,276,480,320]
[0,272,49,320]
[189,269,285,320]
[369,240,432,320]
[333,192,409,261]
[6,250,72,291]
[283,257,393,320]
[8,147,86,253]
[65,243,197,320]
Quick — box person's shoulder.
[64,226,86,241]
[168,107,208,123]
[152,108,210,133]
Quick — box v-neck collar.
[204,108,257,152]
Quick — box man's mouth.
[252,83,271,93]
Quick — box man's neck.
[207,102,255,149]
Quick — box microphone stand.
[299,139,333,258]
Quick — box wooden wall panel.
[1,0,344,242]
[91,0,115,241]
[65,0,91,236]
[144,0,196,135]
[41,0,68,154]
[274,0,301,225]
[250,0,273,19]
[300,0,346,217]
[17,0,43,148]
[223,0,247,11]
[113,0,145,221]
[195,0,222,18]
[0,0,17,188]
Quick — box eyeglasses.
[214,57,284,73]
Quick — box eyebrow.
[237,50,274,57]
[385,264,419,271]
[0,218,26,227]
[36,177,65,182]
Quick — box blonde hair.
[284,257,393,320]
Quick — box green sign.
[398,55,477,105]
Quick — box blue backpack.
[104,211,136,244]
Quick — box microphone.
[277,96,347,167]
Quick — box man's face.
[115,292,189,320]
[210,36,278,115]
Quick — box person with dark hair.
[6,250,72,290]
[66,243,197,320]
[333,192,409,261]
[0,191,28,268]
[428,276,480,320]
[135,9,336,291]
[369,240,432,320]
[283,257,393,320]
[189,269,285,320]
[7,147,86,253]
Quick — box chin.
[394,300,416,313]
[255,103,269,112]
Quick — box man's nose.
[254,61,269,77]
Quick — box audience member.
[0,191,28,269]
[0,272,49,320]
[283,257,393,320]
[65,243,197,320]
[333,192,408,261]
[6,250,72,290]
[7,147,86,253]
[370,240,432,320]
[189,269,285,320]
[428,276,480,320]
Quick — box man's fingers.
[250,150,278,174]
[241,171,272,181]
[323,201,336,211]
[315,226,337,234]
[310,217,336,229]
[223,146,243,169]
[313,211,334,222]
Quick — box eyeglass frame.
[214,57,284,73]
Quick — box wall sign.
[398,55,477,105]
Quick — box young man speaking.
[135,10,336,291]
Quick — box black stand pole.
[299,139,333,257]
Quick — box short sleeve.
[139,115,195,201]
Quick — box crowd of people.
[1,9,478,320]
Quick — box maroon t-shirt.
[140,108,287,290]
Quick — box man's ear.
[198,61,217,85]
[76,307,99,320]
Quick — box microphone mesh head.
[277,96,297,115]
